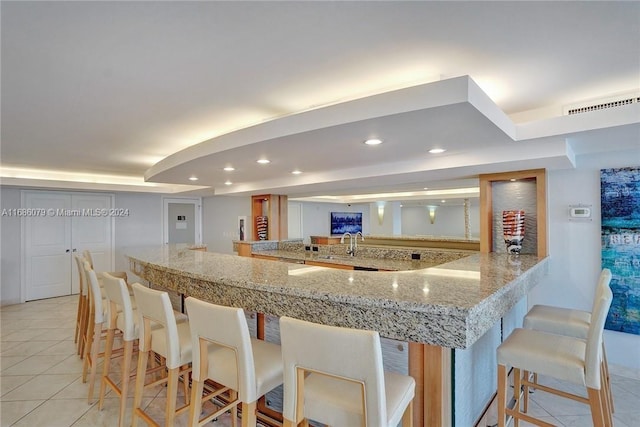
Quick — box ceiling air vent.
[564,94,640,115]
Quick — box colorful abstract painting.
[601,167,640,335]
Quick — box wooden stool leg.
[402,400,414,427]
[189,379,204,427]
[522,370,530,413]
[587,386,605,427]
[230,390,238,427]
[513,368,521,427]
[87,322,102,404]
[131,349,149,427]
[98,327,116,409]
[182,369,190,405]
[79,297,90,357]
[74,296,82,344]
[82,320,95,383]
[600,379,613,427]
[118,340,134,427]
[241,401,257,427]
[497,364,507,427]
[603,344,613,410]
[602,345,614,413]
[166,367,179,427]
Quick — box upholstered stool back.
[280,316,415,427]
[184,297,283,427]
[130,283,192,427]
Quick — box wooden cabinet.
[236,242,253,257]
[310,236,342,245]
[304,260,354,270]
[251,194,288,241]
[251,254,279,261]
[479,169,547,257]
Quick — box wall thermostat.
[569,206,591,218]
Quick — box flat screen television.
[330,212,362,235]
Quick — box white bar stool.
[74,254,89,357]
[83,249,129,284]
[98,274,189,426]
[523,268,614,411]
[184,297,284,427]
[280,317,416,427]
[131,283,192,427]
[81,260,122,404]
[496,279,614,427]
[98,273,138,427]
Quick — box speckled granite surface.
[251,249,469,270]
[125,245,548,349]
[365,234,480,243]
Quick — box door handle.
[72,248,77,252]
[65,249,70,253]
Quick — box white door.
[288,202,303,239]
[24,192,72,300]
[162,197,201,244]
[23,191,114,301]
[70,193,114,293]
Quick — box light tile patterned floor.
[0,295,228,427]
[2,295,640,426]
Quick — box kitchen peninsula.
[126,245,548,427]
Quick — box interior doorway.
[22,190,114,301]
[162,197,202,245]
[288,202,303,239]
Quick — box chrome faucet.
[354,231,364,255]
[340,231,364,256]
[340,232,354,256]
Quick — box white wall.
[401,203,480,237]
[113,192,164,282]
[529,150,640,372]
[1,187,24,305]
[369,201,402,235]
[202,195,250,254]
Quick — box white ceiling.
[2,1,639,204]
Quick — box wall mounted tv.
[330,212,363,235]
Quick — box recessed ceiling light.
[364,139,383,145]
[441,199,446,203]
[223,166,235,171]
[510,178,517,182]
[224,180,232,185]
[188,176,198,181]
[423,187,429,190]
[429,148,446,154]
[291,170,302,175]
[256,159,270,164]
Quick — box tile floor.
[1,295,230,427]
[2,295,640,426]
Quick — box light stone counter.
[125,245,547,349]
[252,249,439,271]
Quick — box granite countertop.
[125,245,548,349]
[365,234,480,243]
[310,235,480,243]
[251,249,436,271]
